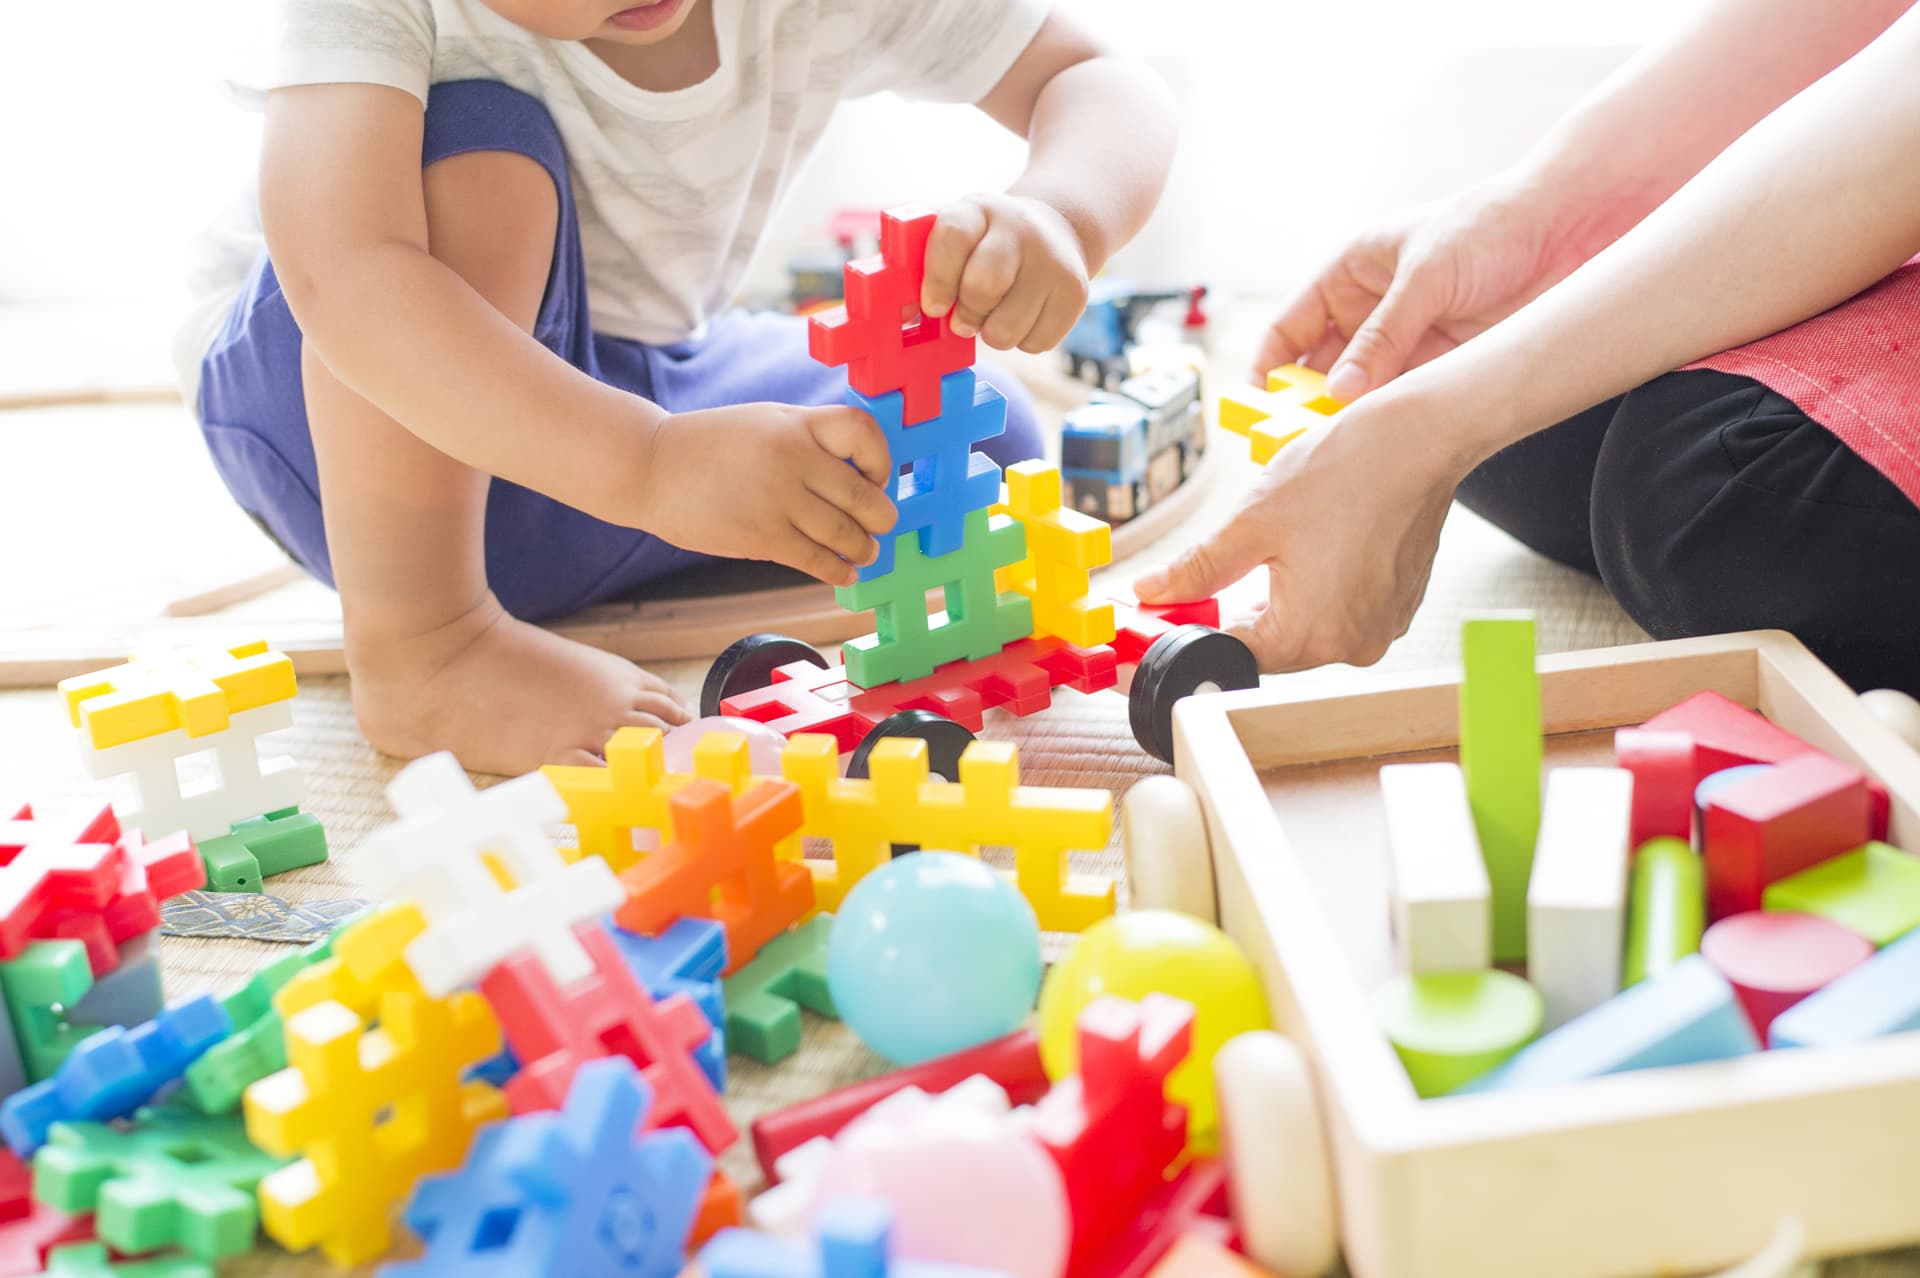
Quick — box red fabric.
[1688,259,1920,507]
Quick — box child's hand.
[638,402,897,587]
[920,194,1091,353]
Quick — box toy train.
[1060,365,1206,524]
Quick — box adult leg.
[1592,369,1920,695]
[1453,396,1622,576]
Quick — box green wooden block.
[1623,837,1705,987]
[1375,969,1543,1098]
[44,1242,212,1277]
[723,915,839,1063]
[838,509,1032,689]
[181,941,332,1114]
[35,1108,287,1261]
[0,941,97,1082]
[1763,842,1920,947]
[1458,614,1543,961]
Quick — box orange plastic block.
[1215,364,1345,465]
[243,992,507,1267]
[993,461,1116,649]
[59,640,297,750]
[688,1169,743,1249]
[544,728,778,870]
[617,778,813,975]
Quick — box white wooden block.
[1380,763,1491,973]
[1527,767,1634,1029]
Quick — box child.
[179,0,1175,775]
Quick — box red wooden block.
[1642,691,1815,778]
[616,779,812,975]
[0,806,126,962]
[0,1202,95,1277]
[1027,994,1193,1278]
[1085,1158,1234,1278]
[1702,753,1871,920]
[751,1028,1050,1183]
[478,920,737,1155]
[1701,911,1874,1040]
[1614,728,1697,850]
[720,659,872,750]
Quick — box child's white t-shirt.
[175,0,1050,400]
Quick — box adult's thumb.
[1326,277,1443,402]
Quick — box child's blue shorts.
[195,78,1043,622]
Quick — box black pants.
[1455,369,1920,696]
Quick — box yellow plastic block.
[1216,363,1346,464]
[244,992,506,1267]
[59,639,298,750]
[991,461,1116,648]
[781,733,922,912]
[274,902,428,1022]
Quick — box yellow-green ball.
[1037,910,1271,1148]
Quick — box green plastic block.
[43,1242,213,1277]
[190,833,259,894]
[1458,614,1542,961]
[1764,842,1920,947]
[194,808,330,893]
[35,1108,288,1260]
[1623,837,1705,987]
[838,508,1032,688]
[723,915,839,1063]
[1375,969,1543,1098]
[0,941,97,1082]
[182,943,331,1114]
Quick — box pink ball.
[661,716,788,775]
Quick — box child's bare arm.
[918,15,1177,352]
[262,83,893,584]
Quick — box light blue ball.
[827,851,1043,1065]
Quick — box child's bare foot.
[348,596,691,775]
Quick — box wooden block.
[1374,970,1542,1098]
[1458,615,1542,962]
[1643,690,1815,778]
[1769,929,1920,1048]
[1462,955,1759,1092]
[1613,728,1695,849]
[1701,753,1870,920]
[1622,837,1704,988]
[1527,768,1633,1029]
[1700,911,1874,1040]
[1379,764,1490,973]
[1763,842,1920,947]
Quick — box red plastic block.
[0,806,125,964]
[1702,753,1871,920]
[1700,911,1874,1040]
[751,1028,1049,1183]
[1027,995,1193,1278]
[1084,1158,1233,1278]
[479,921,736,1155]
[721,660,871,751]
[43,827,203,977]
[1109,599,1221,668]
[0,1151,27,1224]
[848,637,1119,733]
[0,1202,94,1276]
[616,779,812,975]
[1642,691,1815,778]
[808,207,976,425]
[1614,729,1697,851]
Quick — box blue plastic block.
[1461,955,1758,1092]
[387,1058,711,1278]
[701,1199,1008,1278]
[467,1047,520,1089]
[610,917,727,1091]
[851,369,1007,581]
[1,996,232,1155]
[1770,929,1920,1049]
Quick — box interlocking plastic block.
[38,824,203,977]
[0,1205,94,1277]
[59,641,296,752]
[77,702,305,844]
[702,1199,1011,1278]
[610,917,729,1092]
[781,736,930,912]
[837,507,1032,690]
[844,637,1117,737]
[617,779,812,974]
[1461,954,1759,1092]
[720,660,875,751]
[35,1107,288,1259]
[196,808,328,893]
[67,935,161,1032]
[722,915,837,1064]
[182,943,326,1115]
[41,1244,210,1278]
[808,206,977,426]
[1700,911,1874,1040]
[0,808,124,965]
[1458,614,1543,962]
[0,942,97,1083]
[273,901,428,1023]
[545,728,779,871]
[1527,768,1633,1029]
[1026,995,1192,1278]
[1614,728,1697,850]
[1768,928,1920,1048]
[1623,837,1705,987]
[359,753,625,997]
[1105,598,1221,670]
[2,996,230,1156]
[1379,763,1491,973]
[1701,752,1870,920]
[690,1170,743,1249]
[477,920,735,1154]
[1641,690,1816,778]
[0,1149,26,1220]
[244,992,508,1266]
[0,970,28,1101]
[1763,841,1920,946]
[390,1058,711,1278]
[851,369,1007,581]
[1215,364,1344,464]
[1140,1232,1269,1278]
[992,462,1116,648]
[1082,1158,1232,1278]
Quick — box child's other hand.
[639,402,896,587]
[920,194,1090,353]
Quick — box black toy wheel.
[699,633,828,718]
[1128,625,1259,763]
[847,710,977,858]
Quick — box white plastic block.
[1379,763,1491,973]
[361,752,624,996]
[77,702,304,840]
[1527,767,1634,1029]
